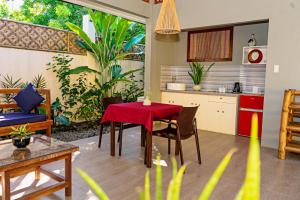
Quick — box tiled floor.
[6,127,300,200]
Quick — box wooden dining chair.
[151,106,201,165]
[98,97,139,156]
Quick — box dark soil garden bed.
[52,121,109,142]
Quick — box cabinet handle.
[220,97,223,100]
[169,101,171,103]
[222,111,224,113]
[191,103,194,105]
[217,110,220,112]
[172,101,175,103]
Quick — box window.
[187,27,233,62]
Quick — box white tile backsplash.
[160,65,266,93]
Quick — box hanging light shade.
[155,0,181,34]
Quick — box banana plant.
[66,9,144,98]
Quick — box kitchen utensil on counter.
[218,87,226,93]
[252,86,259,94]
[167,83,186,91]
[232,82,242,93]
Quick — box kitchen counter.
[161,90,264,97]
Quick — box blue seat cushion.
[13,83,45,114]
[0,112,47,127]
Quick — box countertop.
[161,90,264,97]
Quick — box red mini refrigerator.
[238,95,264,139]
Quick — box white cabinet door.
[161,92,208,129]
[206,102,237,135]
[205,102,219,133]
[161,92,237,135]
[161,92,184,105]
[181,94,209,130]
[218,103,237,135]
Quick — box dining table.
[101,102,182,168]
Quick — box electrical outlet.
[274,65,280,73]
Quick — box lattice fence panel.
[0,19,86,55]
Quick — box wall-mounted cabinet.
[187,27,233,62]
[161,92,238,135]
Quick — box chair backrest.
[176,106,198,139]
[102,96,123,111]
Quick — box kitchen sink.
[167,83,186,91]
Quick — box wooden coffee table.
[0,135,79,200]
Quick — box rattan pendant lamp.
[155,0,181,34]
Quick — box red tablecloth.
[101,102,182,132]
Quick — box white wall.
[0,48,96,100]
[0,47,144,102]
[175,0,271,29]
[171,23,269,66]
[149,4,180,101]
[151,0,300,149]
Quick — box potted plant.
[188,62,215,91]
[10,124,33,148]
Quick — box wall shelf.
[242,45,267,65]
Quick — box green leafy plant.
[32,74,47,88]
[48,9,146,122]
[1,0,88,31]
[65,9,144,99]
[0,74,23,104]
[47,54,77,109]
[51,98,71,126]
[10,124,33,139]
[47,9,145,122]
[188,62,215,85]
[114,73,144,102]
[22,74,47,89]
[77,113,260,200]
[0,0,10,18]
[47,54,101,122]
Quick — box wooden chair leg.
[1,172,10,200]
[141,126,146,147]
[175,141,180,155]
[35,166,41,181]
[65,154,72,196]
[46,126,52,137]
[194,131,202,164]
[178,140,184,165]
[119,123,123,156]
[168,139,171,155]
[98,124,104,148]
[117,128,121,143]
[144,135,147,165]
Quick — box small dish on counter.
[166,83,186,91]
